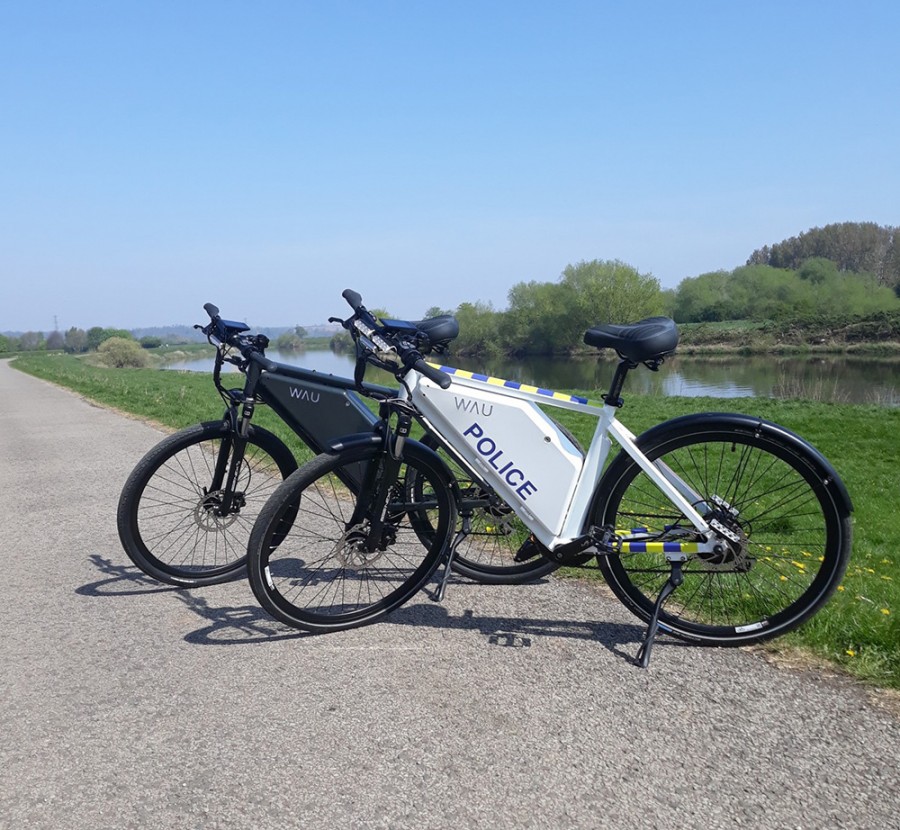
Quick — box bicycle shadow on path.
[76,555,668,663]
[385,600,657,665]
[76,553,308,644]
[76,553,184,597]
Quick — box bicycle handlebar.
[342,288,452,390]
[412,357,452,389]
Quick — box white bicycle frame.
[403,364,715,555]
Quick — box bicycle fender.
[326,432,383,453]
[631,412,853,515]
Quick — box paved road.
[1,358,897,830]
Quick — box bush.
[98,337,150,368]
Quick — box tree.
[65,327,89,353]
[18,331,45,351]
[424,306,453,318]
[139,336,163,349]
[46,330,65,351]
[98,337,149,368]
[0,334,10,352]
[453,301,501,355]
[275,331,305,352]
[748,222,900,287]
[87,327,133,351]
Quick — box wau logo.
[289,387,320,403]
[454,396,493,416]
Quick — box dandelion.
[881,559,892,565]
[881,576,893,582]
[837,585,845,592]
[846,649,856,657]
[881,609,890,616]
[865,568,875,574]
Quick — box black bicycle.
[117,303,561,588]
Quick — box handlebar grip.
[204,302,220,319]
[342,289,363,311]
[415,359,452,389]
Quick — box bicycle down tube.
[405,367,712,553]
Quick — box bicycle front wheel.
[594,416,852,646]
[247,442,457,632]
[117,421,297,587]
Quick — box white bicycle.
[246,290,853,665]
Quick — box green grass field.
[11,352,900,689]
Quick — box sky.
[2,1,899,332]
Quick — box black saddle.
[380,315,460,354]
[584,317,678,364]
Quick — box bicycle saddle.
[583,316,678,363]
[382,314,460,354]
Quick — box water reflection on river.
[164,349,899,406]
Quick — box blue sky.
[2,1,898,331]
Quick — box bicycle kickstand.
[635,552,687,669]
[432,515,470,603]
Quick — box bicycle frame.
[256,362,382,451]
[404,365,714,553]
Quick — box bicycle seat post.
[602,358,637,409]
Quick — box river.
[163,348,899,406]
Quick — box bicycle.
[245,289,853,666]
[117,303,560,588]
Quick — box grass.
[11,352,900,689]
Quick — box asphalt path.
[1,358,897,830]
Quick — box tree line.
[436,222,900,355]
[0,326,153,354]
[5,222,896,358]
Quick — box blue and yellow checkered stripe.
[429,364,590,405]
[618,541,700,554]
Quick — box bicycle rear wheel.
[247,441,456,632]
[594,416,852,646]
[117,421,297,587]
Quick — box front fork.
[347,407,413,552]
[212,396,256,515]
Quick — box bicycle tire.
[246,441,457,632]
[593,415,852,646]
[117,421,298,587]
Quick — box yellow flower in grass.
[881,609,890,616]
[846,649,857,657]
[837,585,845,592]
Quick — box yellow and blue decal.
[429,364,590,406]
[618,541,700,554]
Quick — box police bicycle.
[245,290,852,666]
